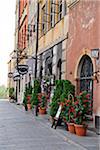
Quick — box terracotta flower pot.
[27,95,31,104]
[39,107,46,114]
[74,124,87,136]
[27,103,31,110]
[67,123,75,134]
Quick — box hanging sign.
[17,64,29,75]
[13,70,20,81]
[13,75,20,81]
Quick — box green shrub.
[31,80,41,107]
[9,87,14,98]
[50,80,75,117]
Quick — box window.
[50,0,53,28]
[45,49,53,76]
[77,55,93,115]
[59,0,62,21]
[50,0,55,28]
[42,5,47,35]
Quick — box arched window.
[77,55,93,115]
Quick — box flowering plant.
[38,93,47,108]
[64,99,75,123]
[62,93,75,123]
[74,91,92,125]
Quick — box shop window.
[45,49,53,76]
[45,57,52,76]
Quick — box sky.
[0,0,16,86]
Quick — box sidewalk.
[16,103,100,150]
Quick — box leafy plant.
[60,80,75,102]
[25,85,33,96]
[0,85,8,99]
[40,95,47,108]
[64,98,75,123]
[50,80,75,118]
[27,85,33,95]
[31,93,39,107]
[50,80,63,117]
[50,101,59,117]
[9,87,14,98]
[74,91,92,125]
[34,80,41,93]
[31,80,41,107]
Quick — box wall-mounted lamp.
[91,48,99,59]
[91,48,100,83]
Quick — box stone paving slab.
[0,100,99,150]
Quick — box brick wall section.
[66,0,100,114]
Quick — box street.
[0,100,99,150]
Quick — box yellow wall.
[39,19,65,51]
[38,0,67,53]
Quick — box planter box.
[67,123,75,134]
[39,107,46,114]
[74,124,87,136]
[27,103,31,110]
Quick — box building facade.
[25,0,37,87]
[8,0,100,128]
[17,0,29,103]
[66,0,100,124]
[34,0,68,84]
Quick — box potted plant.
[39,95,47,114]
[63,93,75,133]
[50,80,75,126]
[74,91,91,136]
[65,102,75,133]
[30,80,41,116]
[50,80,63,119]
[9,87,15,102]
[26,85,33,110]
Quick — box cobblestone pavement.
[0,100,99,150]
